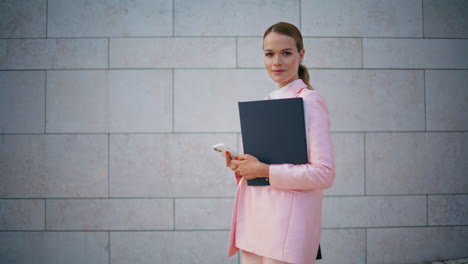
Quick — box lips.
[272,69,285,74]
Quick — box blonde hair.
[263,22,313,90]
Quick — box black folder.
[238,97,308,186]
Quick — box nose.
[273,55,282,66]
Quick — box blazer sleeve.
[268,91,335,190]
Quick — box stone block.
[303,38,362,68]
[424,0,468,38]
[429,195,468,226]
[46,199,173,230]
[301,0,422,37]
[322,196,427,228]
[174,0,299,36]
[236,37,263,68]
[0,134,108,198]
[325,133,365,196]
[319,229,366,264]
[0,232,108,264]
[48,0,172,37]
[0,39,108,69]
[426,70,468,131]
[175,198,234,230]
[174,69,273,132]
[363,39,468,69]
[237,37,362,68]
[110,37,236,68]
[46,70,172,133]
[0,0,46,38]
[366,133,468,195]
[110,231,237,264]
[310,70,425,132]
[0,71,45,133]
[110,134,238,197]
[0,199,44,230]
[367,227,468,263]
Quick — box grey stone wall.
[1,0,467,263]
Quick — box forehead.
[263,32,296,50]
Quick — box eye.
[283,52,292,56]
[265,52,273,57]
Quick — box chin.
[273,77,288,85]
[268,74,282,82]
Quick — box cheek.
[287,57,300,70]
[288,56,299,65]
[263,58,270,68]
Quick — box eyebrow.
[264,48,293,52]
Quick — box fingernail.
[235,157,239,160]
[226,151,229,155]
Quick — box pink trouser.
[241,251,291,264]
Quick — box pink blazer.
[228,79,335,264]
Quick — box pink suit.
[228,79,335,264]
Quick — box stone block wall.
[1,0,467,263]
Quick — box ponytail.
[299,64,313,90]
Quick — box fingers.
[236,154,248,160]
[230,159,240,172]
[226,152,255,174]
[236,154,257,161]
[225,151,231,167]
[226,151,239,172]
[229,155,248,173]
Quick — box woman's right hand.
[226,151,243,184]
[225,152,237,171]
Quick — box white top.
[268,81,294,99]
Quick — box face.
[263,32,305,88]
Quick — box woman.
[226,22,335,264]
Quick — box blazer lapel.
[281,79,308,98]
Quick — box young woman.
[226,22,336,264]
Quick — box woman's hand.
[225,152,238,171]
[231,154,270,180]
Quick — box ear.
[299,49,305,62]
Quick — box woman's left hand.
[231,154,270,180]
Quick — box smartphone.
[213,143,238,159]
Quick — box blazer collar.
[281,79,308,98]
